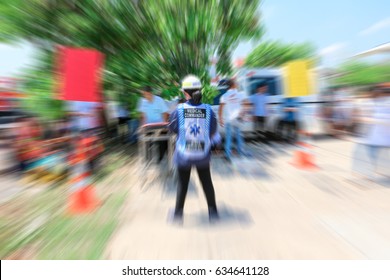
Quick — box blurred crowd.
[319,87,359,138]
[1,81,390,186]
[0,106,105,185]
[319,84,390,141]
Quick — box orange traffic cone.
[68,185,100,214]
[67,136,101,215]
[68,172,101,215]
[290,131,318,170]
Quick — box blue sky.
[234,0,390,66]
[1,0,390,77]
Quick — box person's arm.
[264,95,270,116]
[248,94,253,104]
[238,93,248,117]
[160,98,170,122]
[218,103,225,127]
[218,95,225,127]
[242,96,252,105]
[163,112,169,122]
[138,99,146,126]
[139,113,146,126]
[210,110,221,146]
[168,110,179,134]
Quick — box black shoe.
[169,210,183,225]
[209,209,220,223]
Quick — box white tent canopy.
[354,42,390,57]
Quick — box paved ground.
[104,138,390,260]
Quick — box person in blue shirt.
[169,75,219,224]
[280,97,299,143]
[138,86,169,125]
[138,86,169,162]
[250,84,269,142]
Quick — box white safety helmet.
[181,75,202,90]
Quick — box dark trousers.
[175,164,217,214]
[255,116,266,131]
[118,117,129,142]
[255,116,267,141]
[280,120,298,142]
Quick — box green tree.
[18,51,65,120]
[0,0,263,115]
[201,85,219,105]
[331,61,390,87]
[245,41,317,68]
[215,0,264,75]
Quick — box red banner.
[56,47,104,102]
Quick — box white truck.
[211,66,330,139]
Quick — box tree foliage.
[0,0,263,118]
[17,51,65,120]
[331,61,390,87]
[245,41,316,68]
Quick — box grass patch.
[36,191,127,259]
[1,149,131,259]
[1,187,127,259]
[0,189,61,258]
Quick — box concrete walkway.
[105,139,390,259]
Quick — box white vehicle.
[211,67,330,139]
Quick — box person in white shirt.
[364,87,390,174]
[138,86,169,162]
[353,85,390,179]
[218,79,247,162]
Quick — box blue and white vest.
[176,103,212,161]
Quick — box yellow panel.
[283,60,312,97]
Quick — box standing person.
[105,98,119,139]
[66,101,103,174]
[169,75,219,223]
[117,104,129,143]
[67,101,100,134]
[250,84,269,142]
[138,86,169,163]
[333,92,355,137]
[279,97,299,143]
[354,85,390,179]
[218,79,246,162]
[127,111,138,145]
